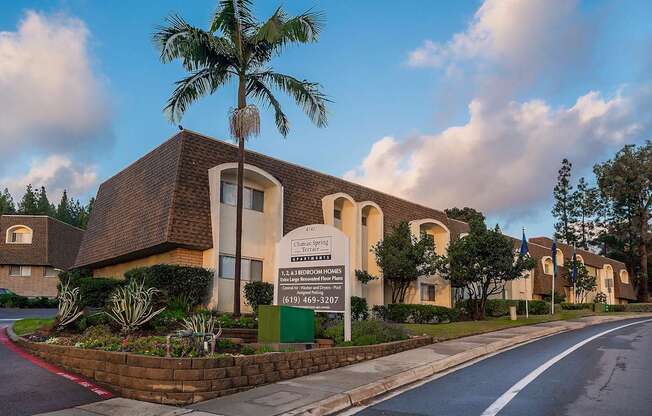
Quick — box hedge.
[59,270,124,308]
[0,294,57,308]
[560,302,593,310]
[373,303,459,324]
[517,300,551,315]
[125,265,213,307]
[456,299,520,317]
[622,303,652,312]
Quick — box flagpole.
[551,266,555,315]
[572,243,577,304]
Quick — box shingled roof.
[528,237,636,301]
[0,215,84,269]
[75,130,469,269]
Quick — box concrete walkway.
[36,314,651,416]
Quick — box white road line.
[480,318,652,416]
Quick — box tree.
[561,259,596,303]
[435,220,535,320]
[154,0,329,315]
[573,177,599,250]
[18,184,39,215]
[445,207,485,224]
[36,186,54,216]
[78,197,95,229]
[371,222,438,304]
[594,141,652,301]
[552,158,579,244]
[0,188,16,214]
[56,190,73,225]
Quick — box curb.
[6,325,19,342]
[287,314,652,416]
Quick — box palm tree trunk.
[233,76,246,316]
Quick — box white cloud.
[345,89,651,216]
[0,11,112,162]
[408,0,590,101]
[1,155,98,202]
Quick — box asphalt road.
[0,308,103,416]
[356,318,652,416]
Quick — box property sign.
[275,224,351,340]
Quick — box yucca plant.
[182,313,223,336]
[154,0,329,315]
[56,281,83,329]
[105,279,165,333]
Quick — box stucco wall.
[92,249,203,279]
[0,265,58,297]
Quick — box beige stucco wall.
[92,248,203,279]
[0,265,58,297]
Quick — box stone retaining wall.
[14,336,431,405]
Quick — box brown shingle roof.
[76,130,469,268]
[528,237,636,301]
[0,215,83,269]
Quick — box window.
[6,226,33,244]
[620,270,629,284]
[9,265,31,277]
[420,284,435,302]
[220,181,264,212]
[219,255,263,281]
[361,216,367,226]
[44,267,59,277]
[543,257,553,275]
[334,209,342,220]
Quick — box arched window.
[556,249,564,268]
[620,269,629,284]
[6,225,33,244]
[542,257,554,275]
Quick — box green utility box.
[258,305,315,343]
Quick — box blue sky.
[1,0,651,239]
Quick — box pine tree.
[79,197,94,229]
[18,184,39,214]
[552,159,579,244]
[573,177,599,250]
[36,186,53,216]
[56,190,73,224]
[0,188,16,214]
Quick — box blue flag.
[551,238,557,275]
[571,244,578,284]
[520,229,529,256]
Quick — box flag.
[571,244,578,284]
[551,238,557,275]
[520,228,529,256]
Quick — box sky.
[1,0,651,238]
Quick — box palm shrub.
[154,0,329,315]
[106,279,165,333]
[56,281,84,329]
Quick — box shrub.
[215,313,257,329]
[0,293,28,308]
[151,308,187,333]
[456,299,519,318]
[351,296,369,320]
[516,300,550,315]
[622,303,652,312]
[58,270,124,308]
[382,304,459,324]
[124,265,212,308]
[324,320,408,346]
[594,292,607,304]
[243,281,274,314]
[371,305,388,321]
[542,291,566,303]
[105,279,165,333]
[560,302,592,310]
[607,304,626,312]
[167,294,192,313]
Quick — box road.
[354,317,652,416]
[0,308,104,416]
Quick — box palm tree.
[154,0,329,315]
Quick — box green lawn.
[12,318,54,336]
[403,310,597,341]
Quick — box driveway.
[0,309,106,416]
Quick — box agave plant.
[106,279,164,333]
[56,281,83,329]
[182,313,222,336]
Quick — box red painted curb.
[0,327,114,399]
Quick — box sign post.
[275,224,351,342]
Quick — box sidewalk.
[37,314,651,416]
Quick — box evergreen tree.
[573,177,600,250]
[552,159,579,244]
[56,190,73,225]
[445,207,485,224]
[78,197,94,229]
[18,184,39,214]
[0,188,16,214]
[36,186,53,216]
